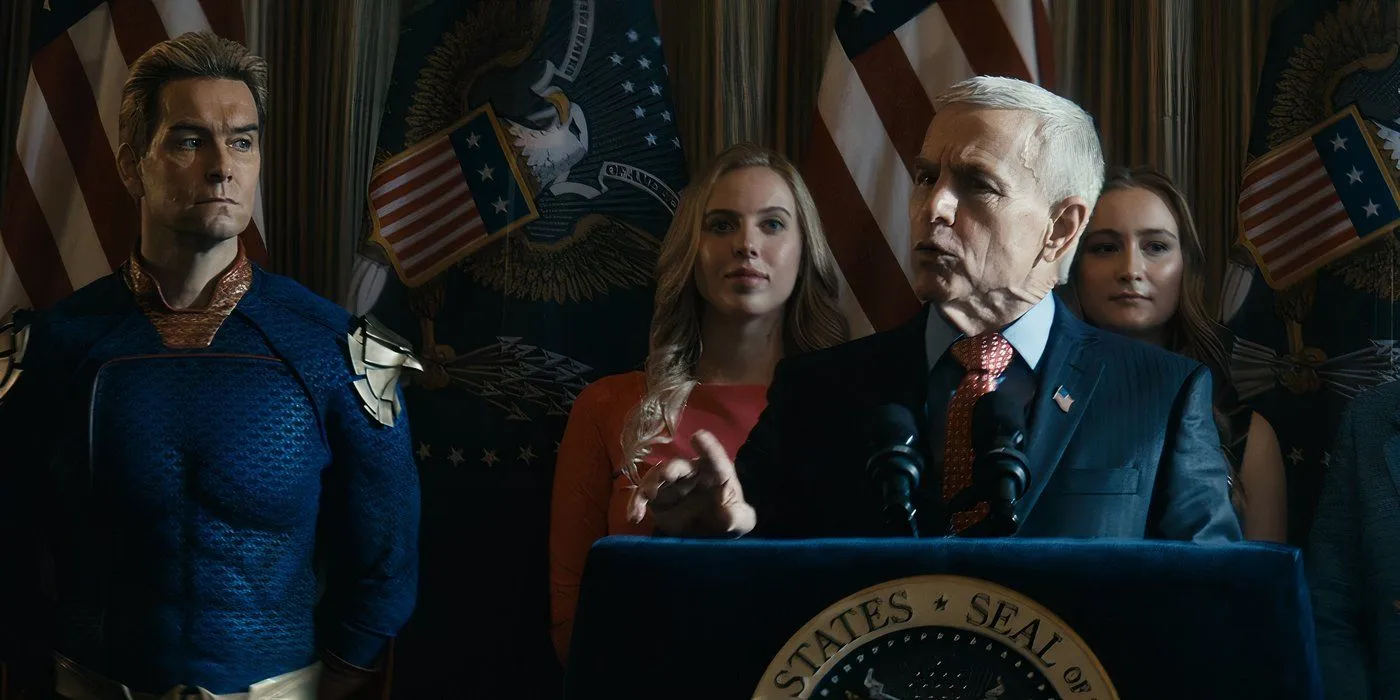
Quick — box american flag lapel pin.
[1053,386,1074,413]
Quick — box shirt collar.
[124,241,252,349]
[925,293,1056,372]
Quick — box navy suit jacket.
[735,296,1242,542]
[1308,378,1400,698]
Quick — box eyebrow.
[1135,227,1178,239]
[911,156,1008,189]
[167,122,259,135]
[704,206,792,217]
[950,161,1007,189]
[1084,227,1179,240]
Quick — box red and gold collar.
[123,243,253,349]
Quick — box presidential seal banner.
[360,0,687,695]
[756,576,1117,700]
[367,104,541,288]
[1225,0,1400,545]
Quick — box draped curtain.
[655,0,839,171]
[244,0,403,303]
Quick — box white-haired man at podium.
[628,76,1240,544]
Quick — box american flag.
[1238,106,1400,290]
[0,0,265,316]
[367,105,538,288]
[804,0,1053,337]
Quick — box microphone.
[865,404,924,537]
[970,391,1031,537]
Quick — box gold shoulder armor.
[347,314,423,427]
[0,307,30,403]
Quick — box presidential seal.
[756,576,1117,700]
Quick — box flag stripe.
[849,34,934,173]
[197,0,245,41]
[804,116,922,331]
[68,4,127,156]
[1240,146,1313,199]
[1242,166,1328,225]
[371,144,455,199]
[1240,146,1316,209]
[385,193,477,244]
[16,72,111,291]
[1248,190,1341,249]
[376,162,465,222]
[1254,180,1338,240]
[1031,0,1055,90]
[892,5,975,107]
[402,226,486,274]
[818,39,917,283]
[0,236,31,312]
[154,0,214,35]
[400,218,486,268]
[936,0,1034,80]
[108,0,169,65]
[1259,209,1349,262]
[402,235,483,278]
[1256,200,1347,255]
[1,154,75,307]
[374,156,464,220]
[392,201,482,255]
[1270,219,1355,277]
[993,0,1040,84]
[1244,136,1309,175]
[31,33,137,269]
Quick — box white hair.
[933,76,1105,281]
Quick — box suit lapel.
[891,304,934,422]
[1015,297,1103,523]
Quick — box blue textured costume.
[0,249,420,695]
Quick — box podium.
[566,537,1320,699]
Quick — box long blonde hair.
[619,143,849,482]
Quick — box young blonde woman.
[547,143,849,663]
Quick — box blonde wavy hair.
[619,143,849,482]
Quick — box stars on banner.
[611,27,677,150]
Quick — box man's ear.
[117,143,144,200]
[1042,196,1090,266]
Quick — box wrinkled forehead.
[154,77,258,131]
[918,105,1042,176]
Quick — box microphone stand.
[867,442,922,538]
[974,443,1030,537]
[943,444,1030,538]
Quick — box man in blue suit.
[629,76,1240,543]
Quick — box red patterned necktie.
[942,332,1015,532]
